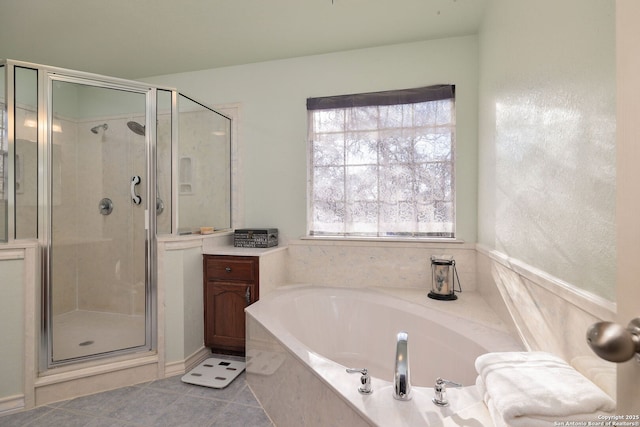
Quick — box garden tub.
[245,285,523,426]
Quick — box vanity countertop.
[202,245,287,257]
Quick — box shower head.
[91,123,108,134]
[127,121,146,136]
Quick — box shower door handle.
[131,176,142,205]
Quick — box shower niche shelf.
[203,255,260,355]
[179,156,193,194]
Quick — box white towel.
[475,352,615,427]
[571,355,616,400]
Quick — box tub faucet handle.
[432,377,462,407]
[346,368,373,395]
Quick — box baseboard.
[0,394,25,415]
[164,346,210,377]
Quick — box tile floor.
[0,364,273,427]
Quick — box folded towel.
[571,355,616,400]
[476,352,615,427]
[484,395,614,427]
[475,375,486,395]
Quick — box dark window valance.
[306,84,455,110]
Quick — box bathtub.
[245,285,523,426]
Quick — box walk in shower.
[48,77,151,363]
[0,60,232,370]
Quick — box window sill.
[295,235,472,249]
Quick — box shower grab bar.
[131,176,142,205]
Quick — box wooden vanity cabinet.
[203,255,259,355]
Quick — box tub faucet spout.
[393,331,412,400]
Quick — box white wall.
[0,255,24,407]
[474,0,617,398]
[152,1,618,399]
[0,243,37,413]
[161,243,204,364]
[615,0,640,412]
[144,36,479,244]
[478,0,616,300]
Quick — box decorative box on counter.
[233,228,279,248]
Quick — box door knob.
[586,318,640,363]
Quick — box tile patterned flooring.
[0,367,273,427]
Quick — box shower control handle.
[98,198,113,215]
[131,176,142,205]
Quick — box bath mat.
[181,358,245,389]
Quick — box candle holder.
[428,255,462,301]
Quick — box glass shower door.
[48,77,150,364]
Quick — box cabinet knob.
[225,267,232,273]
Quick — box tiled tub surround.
[475,245,617,399]
[286,239,477,290]
[284,239,617,399]
[246,285,523,427]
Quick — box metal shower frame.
[0,59,176,370]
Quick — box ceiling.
[0,0,486,80]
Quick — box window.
[307,85,455,238]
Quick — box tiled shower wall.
[177,109,230,233]
[52,115,146,316]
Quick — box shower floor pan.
[52,310,146,361]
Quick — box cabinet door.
[204,281,255,352]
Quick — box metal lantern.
[428,255,462,301]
